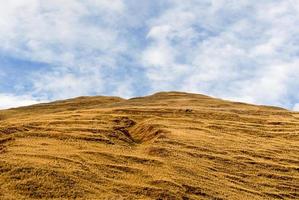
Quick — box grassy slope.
[0,92,298,200]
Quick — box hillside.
[0,92,298,200]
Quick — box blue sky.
[1,0,299,110]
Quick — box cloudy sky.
[0,0,299,110]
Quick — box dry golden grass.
[0,92,298,199]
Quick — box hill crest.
[0,92,298,199]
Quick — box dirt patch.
[130,121,169,143]
[112,116,137,143]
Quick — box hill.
[0,92,298,199]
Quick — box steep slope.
[0,92,298,200]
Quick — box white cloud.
[142,43,174,68]
[0,93,42,109]
[0,0,129,99]
[0,0,299,109]
[32,71,105,100]
[293,104,299,111]
[141,0,299,108]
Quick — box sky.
[0,0,299,110]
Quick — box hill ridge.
[0,92,298,199]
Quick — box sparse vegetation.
[0,92,298,199]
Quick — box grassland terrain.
[0,92,298,199]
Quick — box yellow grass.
[0,92,298,199]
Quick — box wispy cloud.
[141,0,299,109]
[0,0,129,100]
[0,93,43,109]
[0,0,299,110]
[293,104,299,111]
